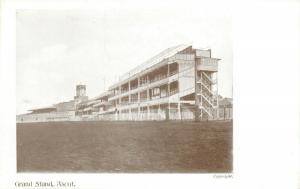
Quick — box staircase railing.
[202,72,217,84]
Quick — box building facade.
[76,44,221,121]
[17,44,231,123]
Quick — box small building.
[17,85,88,123]
[218,96,233,120]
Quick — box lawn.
[17,120,232,173]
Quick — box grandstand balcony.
[196,57,219,72]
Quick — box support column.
[147,75,149,84]
[128,81,131,105]
[137,93,140,121]
[147,88,150,101]
[216,72,219,120]
[147,105,149,120]
[129,95,131,105]
[194,63,200,122]
[178,102,181,120]
[167,103,170,120]
[200,72,203,120]
[118,84,122,121]
[138,106,140,121]
[115,110,118,121]
[158,104,161,120]
[167,83,170,121]
[128,81,131,91]
[137,77,140,120]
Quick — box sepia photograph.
[16,10,233,173]
[0,0,299,189]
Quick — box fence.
[17,107,233,123]
[91,107,231,121]
[16,111,76,123]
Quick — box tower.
[74,85,88,101]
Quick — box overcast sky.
[16,8,232,114]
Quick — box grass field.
[17,120,232,173]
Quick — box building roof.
[28,106,57,114]
[28,106,56,112]
[91,91,110,100]
[109,44,191,89]
[86,99,103,106]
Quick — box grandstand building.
[17,44,230,123]
[76,44,221,121]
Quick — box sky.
[16,9,232,114]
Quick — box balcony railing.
[113,88,178,107]
[140,98,147,102]
[131,99,139,103]
[169,70,178,76]
[130,85,138,90]
[139,82,149,87]
[120,101,130,105]
[169,89,179,96]
[200,58,218,66]
[108,72,179,100]
[121,89,129,94]
[197,58,218,71]
[149,74,168,83]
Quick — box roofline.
[91,91,110,100]
[28,106,56,111]
[109,44,192,90]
